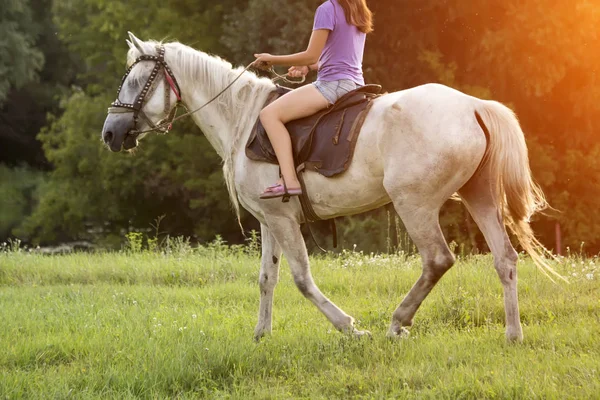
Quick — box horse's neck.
[166,45,274,160]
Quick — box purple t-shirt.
[313,0,366,85]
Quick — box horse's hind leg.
[254,224,282,340]
[459,172,523,342]
[265,215,370,336]
[387,205,456,338]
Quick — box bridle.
[108,45,182,139]
[107,45,306,141]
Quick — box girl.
[254,0,373,200]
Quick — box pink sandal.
[259,183,302,202]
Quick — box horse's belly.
[304,120,389,219]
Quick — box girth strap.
[296,164,338,251]
[296,164,321,222]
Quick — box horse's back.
[298,83,488,218]
[363,83,485,153]
[355,83,488,200]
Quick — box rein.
[268,66,306,85]
[108,48,305,138]
[131,62,256,136]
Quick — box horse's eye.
[127,79,139,90]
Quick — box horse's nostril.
[104,131,114,144]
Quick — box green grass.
[0,248,598,399]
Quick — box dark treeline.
[1,0,599,253]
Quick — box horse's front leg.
[265,215,370,337]
[254,224,282,340]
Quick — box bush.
[0,165,45,241]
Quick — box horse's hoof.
[505,325,523,343]
[505,332,524,343]
[352,329,372,339]
[253,329,271,342]
[386,326,410,340]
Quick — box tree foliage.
[0,0,67,167]
[0,0,44,104]
[3,0,600,253]
[0,164,44,239]
[15,0,256,246]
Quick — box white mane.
[127,40,276,227]
[165,42,275,137]
[127,40,274,143]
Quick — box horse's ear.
[126,39,135,51]
[127,31,146,54]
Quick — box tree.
[0,0,52,167]
[15,0,256,245]
[365,0,600,253]
[12,0,600,253]
[222,0,320,64]
[0,0,44,105]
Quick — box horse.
[102,32,558,342]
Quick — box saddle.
[246,84,382,177]
[245,84,383,249]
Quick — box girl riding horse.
[254,0,373,200]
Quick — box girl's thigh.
[262,84,329,124]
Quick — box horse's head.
[102,32,182,152]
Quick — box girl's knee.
[260,107,278,125]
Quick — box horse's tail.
[476,101,565,282]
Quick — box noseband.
[108,45,182,139]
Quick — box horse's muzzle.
[102,113,135,152]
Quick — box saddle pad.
[245,84,382,177]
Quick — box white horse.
[102,33,557,342]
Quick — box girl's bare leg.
[259,84,329,189]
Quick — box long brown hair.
[337,0,374,34]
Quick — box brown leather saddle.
[245,83,383,249]
[246,84,382,177]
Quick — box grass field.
[0,243,598,399]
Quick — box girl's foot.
[259,183,302,200]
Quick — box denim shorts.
[313,79,361,105]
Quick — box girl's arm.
[254,30,329,67]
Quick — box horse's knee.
[258,267,278,292]
[437,252,456,270]
[506,246,518,264]
[493,241,519,284]
[425,252,455,282]
[494,258,518,285]
[258,273,270,291]
[292,274,311,297]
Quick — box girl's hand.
[288,66,309,78]
[253,53,273,70]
